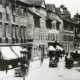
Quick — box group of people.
[48,49,75,68]
[65,55,74,68]
[48,50,65,67]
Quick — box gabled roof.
[18,0,43,6]
[55,8,63,15]
[28,9,41,18]
[46,4,55,12]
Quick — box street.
[0,57,80,80]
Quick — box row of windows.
[63,45,74,52]
[12,3,28,17]
[63,22,74,31]
[63,35,74,41]
[0,23,26,38]
[34,33,59,41]
[0,1,28,22]
[0,37,27,43]
[0,1,59,30]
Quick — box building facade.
[26,0,48,60]
[0,0,28,44]
[46,4,63,47]
[0,0,78,62]
[57,5,75,53]
[72,13,80,48]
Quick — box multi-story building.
[57,5,76,53]
[25,0,48,60]
[72,13,80,48]
[46,4,63,47]
[0,0,31,69]
[0,0,28,44]
[0,0,78,63]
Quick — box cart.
[15,68,22,77]
[15,64,29,77]
[49,58,58,67]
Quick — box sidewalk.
[0,58,49,79]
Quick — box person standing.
[40,56,43,66]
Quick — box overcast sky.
[45,0,80,17]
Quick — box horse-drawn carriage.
[65,57,74,68]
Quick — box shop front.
[0,46,18,70]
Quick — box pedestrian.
[60,54,62,59]
[5,64,8,74]
[40,57,43,66]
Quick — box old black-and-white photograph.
[0,0,80,80]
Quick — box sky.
[45,0,80,17]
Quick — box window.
[15,25,19,38]
[21,7,23,16]
[46,19,52,29]
[56,34,59,41]
[41,33,42,40]
[68,36,73,41]
[5,1,9,21]
[16,5,19,15]
[52,34,55,41]
[12,25,15,38]
[5,1,9,8]
[45,34,48,40]
[21,26,24,38]
[5,24,10,38]
[69,24,74,31]
[63,35,68,41]
[6,13,9,21]
[23,8,27,17]
[39,33,41,40]
[13,15,15,22]
[23,27,26,38]
[34,16,40,28]
[48,33,50,40]
[12,4,15,15]
[53,23,55,29]
[42,33,44,40]
[56,22,59,30]
[0,12,2,19]
[63,21,68,30]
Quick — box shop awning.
[48,46,56,51]
[11,46,22,58]
[20,48,29,54]
[56,46,63,51]
[0,47,18,60]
